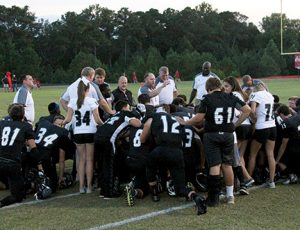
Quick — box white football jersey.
[68,97,99,134]
[250,90,275,129]
[232,91,251,125]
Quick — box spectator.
[138,72,169,107]
[175,70,181,82]
[155,66,177,105]
[288,96,299,115]
[188,61,219,106]
[1,75,9,93]
[60,67,115,116]
[13,74,35,124]
[112,76,135,107]
[131,72,138,83]
[12,74,18,92]
[241,75,266,91]
[6,72,13,92]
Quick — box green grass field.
[0,79,300,229]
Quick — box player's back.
[151,112,183,147]
[250,90,275,129]
[35,119,69,151]
[95,110,136,142]
[0,119,34,162]
[201,91,244,133]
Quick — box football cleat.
[124,184,135,207]
[193,195,207,215]
[166,179,176,197]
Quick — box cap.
[48,102,60,114]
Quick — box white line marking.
[1,192,80,209]
[87,183,270,230]
[88,203,194,230]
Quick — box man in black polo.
[112,76,135,108]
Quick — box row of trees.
[0,3,299,83]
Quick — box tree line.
[0,3,299,83]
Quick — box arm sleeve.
[90,82,103,100]
[140,86,149,94]
[234,97,246,110]
[197,98,208,113]
[61,89,70,102]
[15,87,28,105]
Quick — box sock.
[226,186,234,197]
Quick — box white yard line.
[1,192,80,209]
[87,184,267,230]
[88,203,194,230]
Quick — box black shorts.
[253,127,277,144]
[235,125,252,140]
[73,133,95,144]
[203,132,234,167]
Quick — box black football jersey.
[282,115,300,140]
[35,119,70,152]
[95,110,138,143]
[128,126,150,159]
[0,119,34,161]
[172,111,195,152]
[151,112,184,147]
[198,91,245,133]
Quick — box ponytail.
[77,80,89,109]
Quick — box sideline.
[87,184,266,230]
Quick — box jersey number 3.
[75,111,90,126]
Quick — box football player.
[177,78,251,206]
[95,100,142,199]
[247,82,277,188]
[141,105,207,215]
[0,104,44,207]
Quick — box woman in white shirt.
[63,80,103,193]
[223,77,254,190]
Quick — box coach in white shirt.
[155,66,177,105]
[188,61,219,106]
[13,74,35,124]
[138,72,169,107]
[60,67,115,115]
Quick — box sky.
[2,0,300,26]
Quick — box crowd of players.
[0,62,299,216]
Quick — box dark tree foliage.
[0,3,299,83]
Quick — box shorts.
[235,125,252,140]
[253,127,277,144]
[73,133,95,144]
[203,132,234,167]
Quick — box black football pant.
[126,156,148,194]
[147,146,191,197]
[0,157,25,207]
[98,140,120,197]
